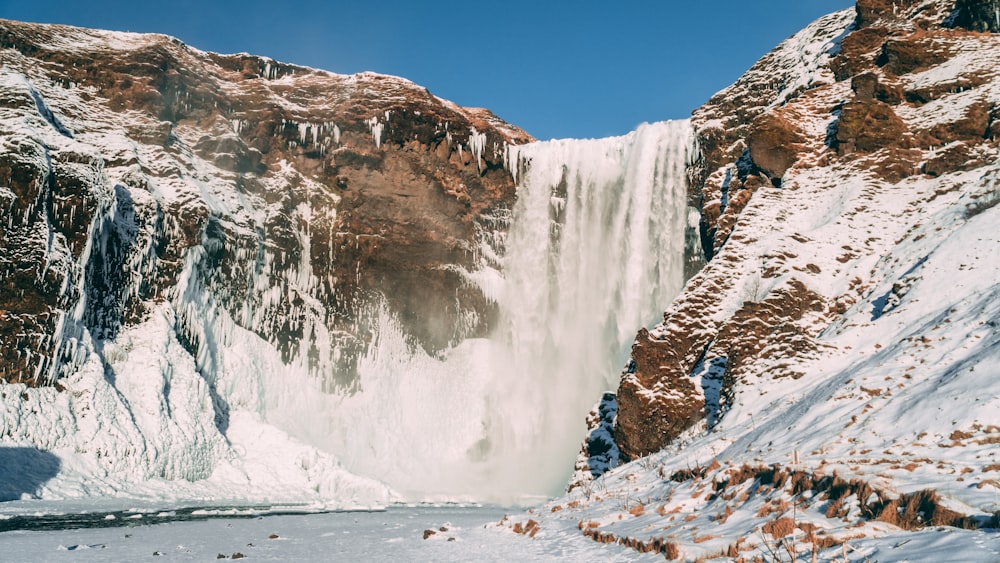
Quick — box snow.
[0,505,678,562]
[295,121,696,501]
[2,498,987,563]
[489,85,1000,562]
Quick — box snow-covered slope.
[504,1,1000,560]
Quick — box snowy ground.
[3,502,998,562]
[0,504,653,562]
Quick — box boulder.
[746,113,803,181]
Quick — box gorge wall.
[513,2,1000,558]
[0,18,531,392]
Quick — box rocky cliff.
[614,0,1000,460]
[0,19,530,391]
[0,19,537,503]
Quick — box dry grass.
[876,489,978,530]
[715,505,735,524]
[762,517,796,538]
[949,429,973,441]
[511,518,540,537]
[756,499,791,517]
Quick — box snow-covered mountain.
[514,0,1000,559]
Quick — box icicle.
[468,128,486,172]
[366,117,384,149]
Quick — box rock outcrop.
[0,19,530,388]
[945,0,1000,31]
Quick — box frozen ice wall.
[317,120,697,500]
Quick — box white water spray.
[309,120,697,500]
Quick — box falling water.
[311,120,697,501]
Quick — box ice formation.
[365,116,384,148]
[467,127,486,171]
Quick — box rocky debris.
[510,518,539,537]
[0,18,530,387]
[422,524,455,540]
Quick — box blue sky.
[1,1,853,140]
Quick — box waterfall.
[313,120,697,501]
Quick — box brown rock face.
[832,27,893,80]
[878,35,956,75]
[746,112,803,182]
[0,19,530,387]
[615,329,705,460]
[856,0,953,28]
[834,99,909,154]
[711,280,828,383]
